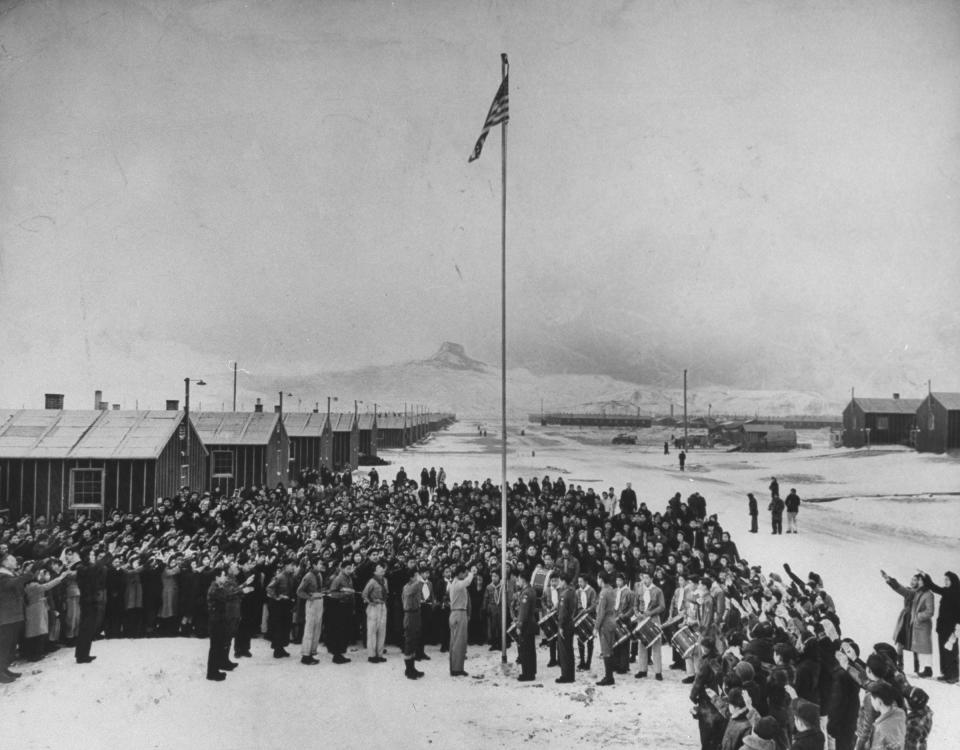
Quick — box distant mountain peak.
[422,342,487,372]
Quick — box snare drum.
[671,625,699,658]
[573,611,595,643]
[613,620,634,647]
[633,617,663,648]
[539,609,559,641]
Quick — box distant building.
[378,413,410,449]
[738,424,797,452]
[192,411,289,495]
[915,392,960,453]
[841,395,921,448]
[282,412,332,476]
[0,409,206,519]
[357,412,378,461]
[329,412,359,470]
[531,412,653,428]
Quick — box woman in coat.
[158,555,181,635]
[921,569,960,683]
[882,570,935,676]
[23,563,68,660]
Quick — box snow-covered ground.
[3,423,957,749]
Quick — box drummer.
[554,573,577,684]
[613,571,634,674]
[634,571,665,681]
[576,573,597,672]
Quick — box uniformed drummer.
[634,571,665,681]
[576,573,597,671]
[613,571,634,674]
[554,573,577,684]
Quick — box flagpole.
[499,51,509,666]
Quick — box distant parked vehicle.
[612,433,637,445]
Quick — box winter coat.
[904,705,933,750]
[826,665,860,743]
[922,571,960,637]
[720,713,753,750]
[886,578,934,654]
[743,735,776,750]
[159,566,180,618]
[0,570,30,625]
[868,706,906,750]
[791,728,825,750]
[24,579,60,637]
[124,566,145,610]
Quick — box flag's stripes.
[468,76,509,163]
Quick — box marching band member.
[576,573,597,671]
[613,570,634,674]
[595,572,617,686]
[516,568,538,682]
[401,567,424,679]
[634,571,665,681]
[555,572,577,684]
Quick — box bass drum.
[531,568,553,599]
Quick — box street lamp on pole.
[183,377,206,489]
[326,396,338,469]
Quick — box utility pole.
[683,369,688,449]
[233,361,238,411]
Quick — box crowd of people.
[0,464,955,750]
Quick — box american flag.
[468,75,509,163]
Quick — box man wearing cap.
[401,566,424,679]
[515,568,538,682]
[447,564,476,676]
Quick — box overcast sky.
[1,0,958,408]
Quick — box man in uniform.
[327,559,356,664]
[447,564,477,676]
[613,571,634,674]
[516,568,538,682]
[594,572,617,686]
[297,557,325,665]
[555,572,577,683]
[576,573,597,671]
[634,571,665,680]
[362,561,388,663]
[401,566,425,679]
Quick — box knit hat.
[793,699,820,727]
[905,686,929,710]
[755,716,780,740]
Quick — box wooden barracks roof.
[0,410,194,460]
[192,411,282,446]
[852,397,922,414]
[282,412,329,438]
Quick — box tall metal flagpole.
[499,52,509,666]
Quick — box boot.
[596,657,615,686]
[404,658,422,679]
